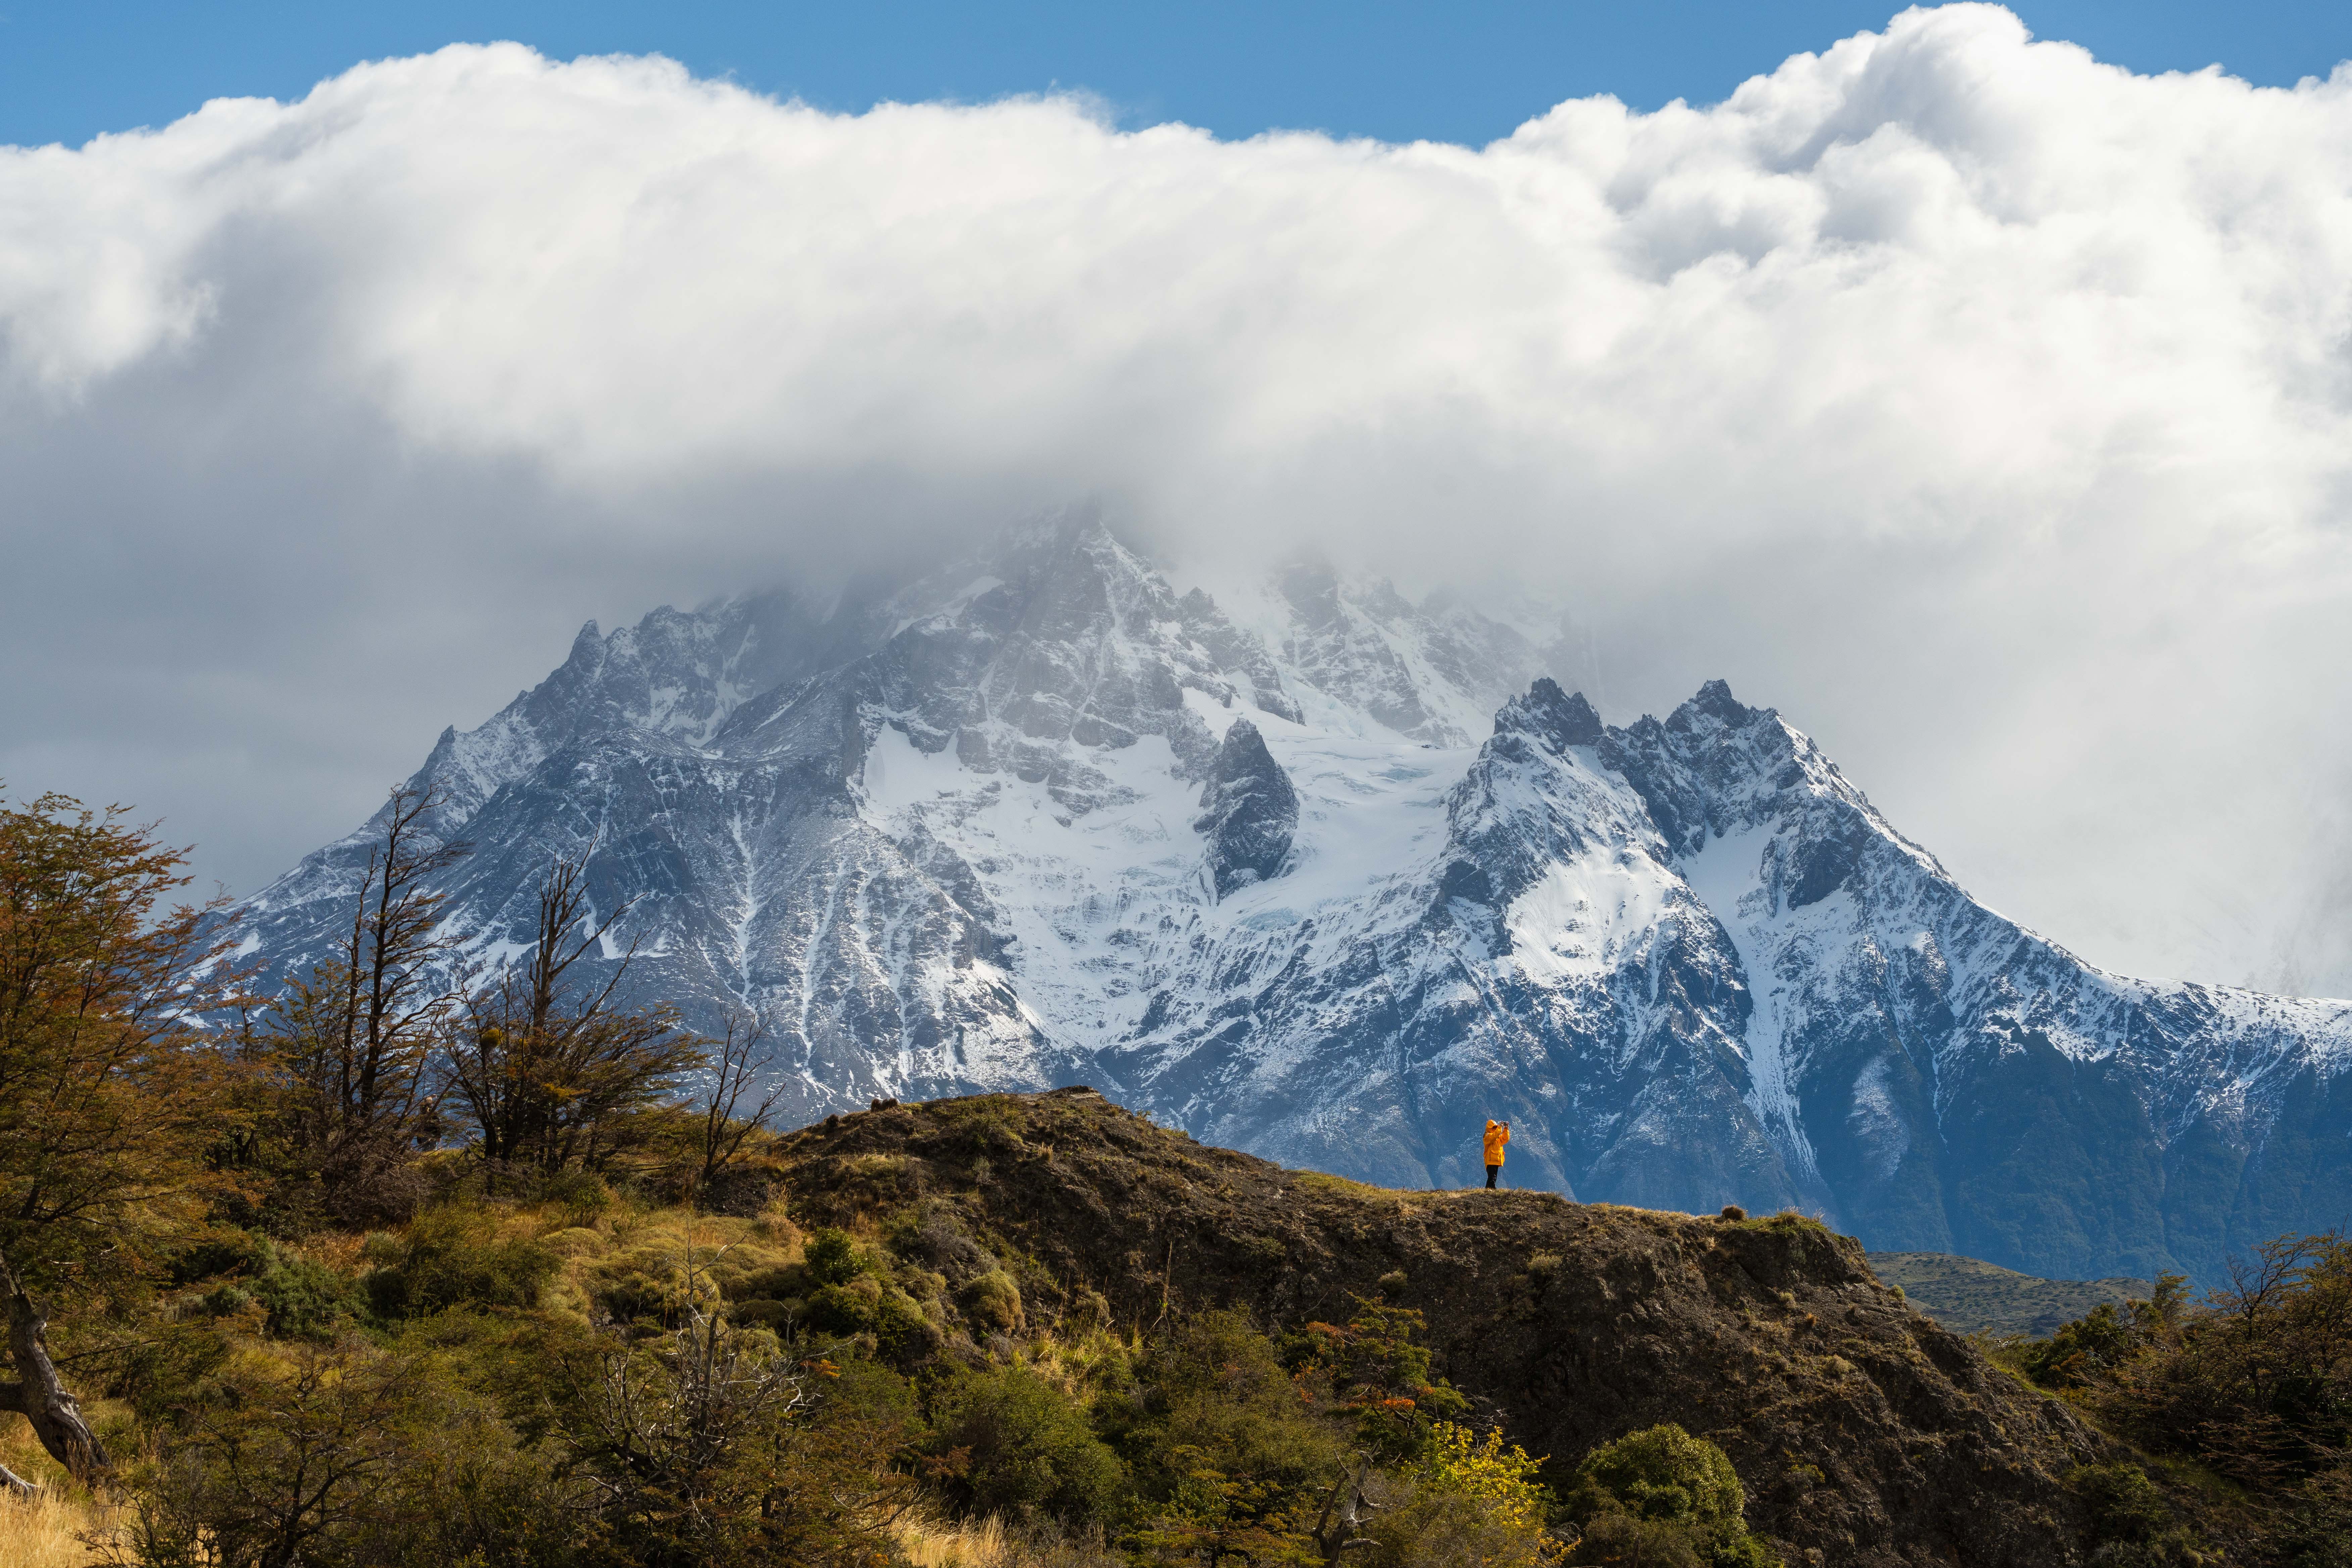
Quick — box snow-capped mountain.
[230,519,2352,1285]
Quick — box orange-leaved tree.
[0,791,249,1489]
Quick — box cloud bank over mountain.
[4,3,2350,992]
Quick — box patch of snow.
[1505,847,1679,984]
[1680,821,1825,1186]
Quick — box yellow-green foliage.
[360,1205,560,1320]
[1726,1211,1834,1243]
[926,1363,1125,1527]
[1416,1422,1558,1539]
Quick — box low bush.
[249,1245,362,1340]
[800,1274,881,1335]
[961,1269,1024,1334]
[1103,1310,1344,1554]
[362,1206,560,1320]
[927,1363,1126,1526]
[1563,1423,1776,1566]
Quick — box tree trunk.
[0,1261,111,1484]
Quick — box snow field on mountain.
[1503,849,1681,984]
[856,692,1478,1059]
[1679,820,1828,1186]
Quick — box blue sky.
[4,1,2348,149]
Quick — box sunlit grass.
[0,1420,107,1568]
[894,1510,1012,1567]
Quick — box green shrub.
[807,1277,882,1335]
[534,1167,614,1224]
[804,1226,868,1286]
[168,1229,266,1286]
[732,1261,813,1299]
[363,1207,560,1320]
[250,1247,361,1340]
[873,1287,943,1365]
[587,1255,691,1326]
[1565,1424,1775,1566]
[1571,1511,1710,1568]
[2073,1463,2169,1546]
[2278,1463,2352,1568]
[1104,1309,1345,1551]
[122,1341,565,1568]
[197,1282,255,1318]
[927,1363,1126,1526]
[961,1269,1024,1333]
[728,1297,793,1331]
[2020,1304,2142,1388]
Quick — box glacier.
[224,518,2352,1285]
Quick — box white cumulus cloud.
[4,3,2352,993]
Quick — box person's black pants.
[1485,1164,1500,1189]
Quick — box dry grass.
[1010,1324,1135,1400]
[0,1422,107,1568]
[892,1513,1122,1568]
[894,1511,1011,1567]
[1290,1171,1398,1201]
[0,1488,108,1568]
[506,1200,798,1323]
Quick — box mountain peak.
[1494,677,1603,750]
[1690,677,1750,724]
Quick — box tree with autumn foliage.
[0,790,250,1489]
[439,851,706,1185]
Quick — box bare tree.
[265,783,468,1218]
[695,1017,784,1194]
[346,785,470,1127]
[442,851,705,1182]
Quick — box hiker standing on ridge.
[1483,1119,1510,1189]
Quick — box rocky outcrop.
[1193,719,1297,899]
[783,1089,2112,1568]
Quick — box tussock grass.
[0,1488,102,1568]
[1290,1171,1398,1200]
[894,1510,1011,1566]
[0,1422,108,1568]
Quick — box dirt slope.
[779,1088,2108,1567]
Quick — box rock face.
[1192,719,1298,899]
[784,1089,2112,1568]
[226,517,2352,1285]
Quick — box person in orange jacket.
[1483,1119,1510,1188]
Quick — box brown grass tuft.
[894,1510,1011,1566]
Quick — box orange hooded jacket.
[1483,1120,1510,1166]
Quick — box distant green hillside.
[1867,1251,2154,1337]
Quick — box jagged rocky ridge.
[227,520,2352,1286]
